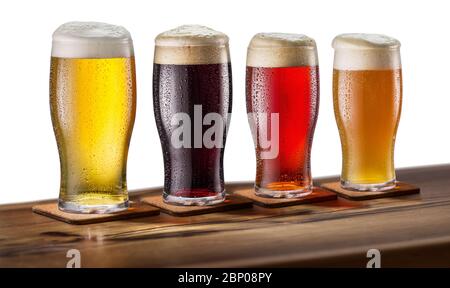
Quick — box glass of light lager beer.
[50,22,136,213]
[246,33,319,198]
[153,25,232,206]
[332,33,402,191]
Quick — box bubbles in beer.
[332,33,400,49]
[154,25,229,65]
[155,25,228,45]
[249,33,316,48]
[247,33,318,68]
[52,21,134,58]
[332,33,401,70]
[153,62,231,201]
[152,25,231,203]
[50,57,135,208]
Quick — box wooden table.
[1,164,450,268]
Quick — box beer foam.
[52,22,134,58]
[332,33,401,70]
[246,33,318,67]
[154,25,230,65]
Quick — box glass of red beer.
[246,33,319,198]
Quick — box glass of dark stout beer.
[153,25,232,206]
[246,33,319,198]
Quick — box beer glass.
[246,33,319,198]
[50,22,136,213]
[153,25,232,206]
[332,33,402,191]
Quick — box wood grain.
[321,181,420,200]
[141,194,253,216]
[32,201,160,225]
[235,187,337,208]
[1,164,450,267]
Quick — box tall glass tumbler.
[332,33,402,191]
[246,33,319,198]
[50,22,136,213]
[153,25,232,206]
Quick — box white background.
[0,0,448,204]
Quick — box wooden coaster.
[141,194,253,217]
[320,181,420,201]
[234,187,337,208]
[32,201,160,225]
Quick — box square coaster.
[32,201,160,225]
[141,194,253,217]
[234,187,337,208]
[320,181,420,200]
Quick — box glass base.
[255,185,313,199]
[58,199,129,214]
[340,179,397,192]
[163,191,226,206]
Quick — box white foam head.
[332,33,401,70]
[51,22,134,58]
[246,33,318,67]
[154,25,230,65]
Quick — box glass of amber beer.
[246,33,319,198]
[50,22,136,213]
[332,33,402,191]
